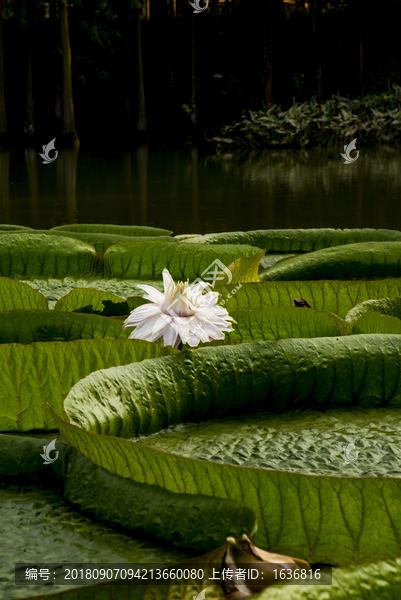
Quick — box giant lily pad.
[260,241,401,281]
[22,278,165,307]
[54,288,128,314]
[51,223,173,236]
[131,405,401,478]
[62,335,401,438]
[51,335,401,568]
[219,278,401,318]
[0,277,48,310]
[103,241,264,280]
[0,234,98,279]
[345,296,401,322]
[0,310,129,344]
[0,224,33,231]
[0,339,177,432]
[225,306,340,341]
[4,224,401,600]
[351,312,401,335]
[1,230,178,254]
[185,228,401,252]
[0,435,257,553]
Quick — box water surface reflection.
[1,146,401,233]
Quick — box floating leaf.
[103,241,264,281]
[48,232,178,254]
[0,310,130,344]
[24,278,165,305]
[55,288,126,313]
[174,233,203,240]
[346,296,401,322]
[216,253,264,286]
[0,276,48,310]
[225,306,340,341]
[185,228,401,252]
[0,234,97,279]
[54,335,401,565]
[351,311,401,335]
[0,338,177,432]
[0,224,33,231]
[260,242,401,281]
[0,435,257,554]
[219,278,401,319]
[51,223,173,237]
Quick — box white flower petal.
[172,316,192,342]
[187,332,202,347]
[136,284,165,305]
[189,279,210,292]
[123,304,162,327]
[189,318,211,342]
[129,314,167,340]
[162,324,180,348]
[162,269,174,294]
[126,268,235,348]
[203,306,235,325]
[212,304,233,315]
[129,323,163,342]
[151,314,173,338]
[200,321,227,340]
[189,283,212,304]
[198,291,219,306]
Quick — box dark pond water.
[1,145,401,234]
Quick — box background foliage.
[2,0,401,146]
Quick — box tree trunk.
[359,22,363,93]
[263,0,273,105]
[349,0,363,96]
[24,1,35,142]
[356,0,363,94]
[167,0,176,94]
[60,0,79,144]
[50,2,62,124]
[263,0,287,106]
[0,0,8,144]
[24,43,35,139]
[190,12,196,127]
[118,0,130,126]
[314,0,322,99]
[135,8,147,134]
[153,0,177,128]
[264,56,273,105]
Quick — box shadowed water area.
[1,146,401,232]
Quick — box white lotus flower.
[123,269,236,348]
